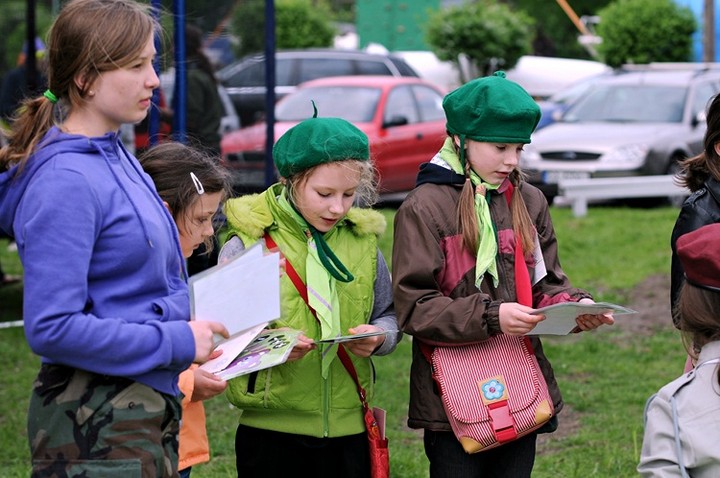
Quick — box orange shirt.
[177,365,210,471]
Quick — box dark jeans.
[235,424,370,478]
[424,429,537,478]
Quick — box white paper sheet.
[527,301,636,336]
[314,329,397,344]
[189,242,281,341]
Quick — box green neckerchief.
[439,137,500,288]
[278,189,342,377]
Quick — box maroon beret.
[677,223,720,292]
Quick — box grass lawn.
[0,205,686,477]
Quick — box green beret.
[443,71,541,144]
[273,116,370,178]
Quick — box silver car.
[521,66,720,203]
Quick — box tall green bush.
[596,0,696,68]
[231,0,335,57]
[425,0,534,82]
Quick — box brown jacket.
[392,177,591,431]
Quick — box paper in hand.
[314,329,396,344]
[527,301,636,335]
[189,242,280,343]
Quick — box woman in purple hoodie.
[0,1,227,476]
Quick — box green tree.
[231,0,336,57]
[512,0,612,59]
[596,0,696,68]
[275,0,336,49]
[425,0,535,82]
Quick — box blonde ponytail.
[457,160,479,254]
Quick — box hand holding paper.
[574,298,617,331]
[528,301,636,335]
[286,332,316,361]
[343,326,389,358]
[189,320,229,363]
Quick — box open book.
[201,329,301,380]
[190,242,286,377]
[527,301,637,336]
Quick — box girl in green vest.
[219,111,401,477]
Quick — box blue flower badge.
[479,376,508,404]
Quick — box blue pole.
[264,0,276,187]
[25,0,38,92]
[149,0,162,146]
[173,0,187,143]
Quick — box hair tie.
[43,89,58,104]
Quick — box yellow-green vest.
[221,184,386,438]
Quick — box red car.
[220,75,448,198]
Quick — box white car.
[521,65,720,204]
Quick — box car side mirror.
[383,115,409,128]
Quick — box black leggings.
[235,424,370,478]
[424,429,537,478]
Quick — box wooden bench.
[556,175,689,217]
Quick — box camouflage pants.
[28,364,182,478]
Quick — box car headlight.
[602,144,649,166]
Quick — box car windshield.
[276,86,382,123]
[548,76,601,105]
[563,84,687,123]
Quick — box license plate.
[542,171,590,184]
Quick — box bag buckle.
[488,401,518,443]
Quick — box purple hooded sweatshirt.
[0,127,195,395]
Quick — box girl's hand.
[286,332,316,361]
[498,302,545,335]
[344,324,385,357]
[575,298,615,331]
[191,367,227,402]
[189,321,229,363]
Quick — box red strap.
[503,184,532,307]
[263,231,370,410]
[263,232,317,316]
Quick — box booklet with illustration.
[314,329,397,344]
[527,301,637,336]
[202,329,301,380]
